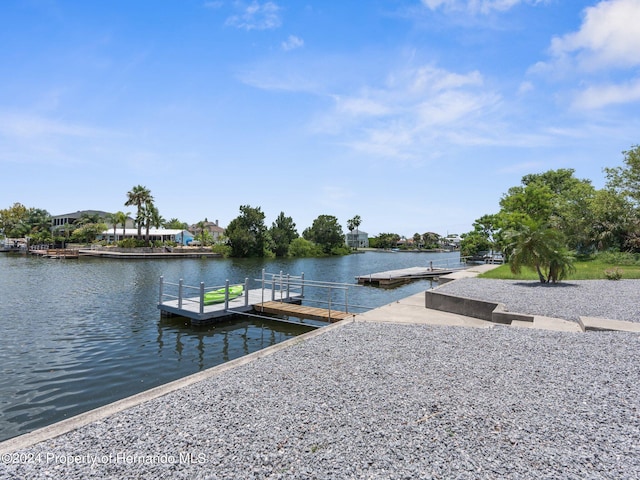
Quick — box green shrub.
[210,244,231,257]
[604,268,623,280]
[288,238,323,257]
[596,251,640,265]
[117,238,145,248]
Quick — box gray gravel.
[2,321,639,479]
[435,278,640,323]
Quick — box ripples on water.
[0,250,459,441]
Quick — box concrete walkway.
[358,263,583,332]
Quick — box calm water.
[0,250,460,442]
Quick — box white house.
[100,228,194,245]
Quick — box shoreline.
[2,320,638,478]
[2,265,638,478]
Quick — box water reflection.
[157,315,314,369]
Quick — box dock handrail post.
[261,269,265,306]
[178,279,184,308]
[430,261,433,271]
[328,286,332,322]
[224,279,230,311]
[345,288,349,314]
[279,271,283,302]
[244,277,249,306]
[301,272,305,298]
[271,273,276,301]
[199,282,205,314]
[286,274,290,300]
[159,276,164,305]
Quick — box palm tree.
[125,185,153,240]
[115,211,130,242]
[105,212,119,244]
[347,215,362,250]
[149,204,165,246]
[505,220,575,283]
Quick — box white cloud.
[518,81,534,94]
[572,78,640,109]
[0,113,106,139]
[421,0,546,14]
[281,35,304,51]
[530,0,640,109]
[315,65,504,161]
[549,0,640,71]
[225,1,281,30]
[203,1,223,9]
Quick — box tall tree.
[140,202,162,246]
[105,212,119,244]
[422,232,441,249]
[303,215,344,254]
[498,169,596,253]
[346,215,362,250]
[125,185,153,239]
[115,211,130,241]
[0,203,51,240]
[165,218,189,230]
[605,145,640,207]
[226,205,267,257]
[603,145,640,251]
[269,211,298,257]
[412,233,422,249]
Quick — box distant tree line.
[224,206,351,258]
[0,186,360,257]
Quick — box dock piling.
[199,282,205,314]
[224,279,230,311]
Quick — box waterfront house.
[189,220,225,243]
[99,228,194,245]
[52,210,135,235]
[346,230,369,248]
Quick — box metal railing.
[158,270,375,323]
[257,270,371,318]
[158,276,250,314]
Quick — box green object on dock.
[203,285,244,305]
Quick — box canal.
[0,250,460,442]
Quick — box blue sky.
[1,0,639,237]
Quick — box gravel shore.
[2,320,639,479]
[435,278,640,323]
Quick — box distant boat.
[0,240,21,253]
[204,285,244,305]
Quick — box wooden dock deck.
[30,248,80,259]
[256,301,356,323]
[356,266,453,286]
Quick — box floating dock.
[356,266,453,286]
[157,272,358,325]
[29,248,80,259]
[158,287,297,323]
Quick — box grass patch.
[478,260,640,280]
